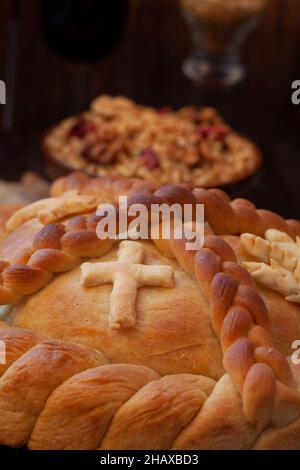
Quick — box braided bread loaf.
[0,172,299,449]
[0,322,299,450]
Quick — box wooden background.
[0,0,300,218]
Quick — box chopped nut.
[82,134,126,165]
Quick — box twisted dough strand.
[29,364,160,450]
[0,174,158,305]
[1,180,300,305]
[2,322,296,450]
[0,218,114,304]
[0,327,108,448]
[116,180,300,418]
[50,174,300,238]
[0,324,217,450]
[168,230,300,431]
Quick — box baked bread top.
[0,171,300,450]
[43,95,261,187]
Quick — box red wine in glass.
[40,0,129,62]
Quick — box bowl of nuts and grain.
[42,95,261,189]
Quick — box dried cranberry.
[157,106,172,114]
[198,125,211,139]
[139,148,159,170]
[69,119,96,138]
[209,125,231,141]
[198,124,230,142]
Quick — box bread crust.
[0,172,299,449]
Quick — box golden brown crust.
[99,374,214,450]
[0,325,108,448]
[0,205,22,243]
[172,374,259,450]
[1,322,298,449]
[0,324,218,450]
[29,364,160,450]
[53,173,300,238]
[0,172,299,449]
[168,230,300,430]
[50,171,156,199]
[0,213,114,304]
[0,324,44,377]
[2,173,298,311]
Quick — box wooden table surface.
[0,0,300,219]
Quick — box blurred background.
[0,0,300,217]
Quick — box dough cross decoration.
[80,241,174,329]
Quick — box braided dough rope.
[0,324,108,448]
[164,227,300,432]
[2,177,299,307]
[52,174,300,237]
[0,324,218,450]
[0,325,298,449]
[0,174,156,305]
[0,217,114,305]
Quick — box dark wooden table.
[0,0,300,219]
